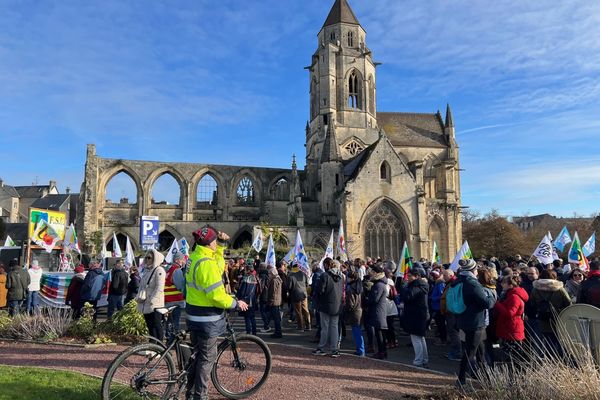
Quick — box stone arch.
[360,198,411,261]
[312,234,329,251]
[100,165,143,206]
[145,167,186,207]
[231,170,262,206]
[345,68,364,110]
[232,226,254,249]
[428,216,447,264]
[157,229,176,252]
[379,161,391,183]
[106,231,137,254]
[368,74,375,114]
[192,169,226,209]
[423,153,442,199]
[269,175,291,201]
[310,75,318,119]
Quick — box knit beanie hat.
[459,259,477,272]
[192,225,217,246]
[74,265,85,274]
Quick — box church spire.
[445,103,454,128]
[323,0,361,28]
[321,116,340,163]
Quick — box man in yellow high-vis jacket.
[185,225,248,400]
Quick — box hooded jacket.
[237,270,258,308]
[137,249,166,314]
[28,264,43,292]
[81,267,106,302]
[6,264,29,301]
[401,277,430,336]
[66,272,85,308]
[494,286,529,341]
[315,267,343,316]
[344,278,363,326]
[365,273,388,329]
[286,267,308,303]
[266,268,282,307]
[577,271,600,308]
[109,265,129,296]
[453,271,496,331]
[530,278,572,333]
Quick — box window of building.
[330,31,335,41]
[348,71,361,109]
[348,31,354,47]
[344,140,364,156]
[271,178,290,201]
[196,174,218,208]
[323,113,328,125]
[237,177,255,204]
[380,161,391,183]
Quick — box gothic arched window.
[310,77,318,119]
[364,202,405,261]
[196,174,218,208]
[237,177,255,205]
[271,178,290,201]
[380,161,391,183]
[348,71,361,109]
[348,31,354,47]
[368,75,375,114]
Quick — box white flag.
[179,238,189,256]
[292,230,310,275]
[112,232,122,258]
[583,232,596,257]
[265,235,276,267]
[533,234,554,265]
[63,223,81,254]
[252,229,264,253]
[125,236,135,267]
[337,220,348,262]
[165,238,180,264]
[450,241,473,272]
[319,230,335,270]
[102,240,109,259]
[3,235,16,247]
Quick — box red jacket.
[494,287,529,341]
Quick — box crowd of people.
[2,234,600,396]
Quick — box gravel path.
[0,340,453,399]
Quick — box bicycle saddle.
[155,306,179,315]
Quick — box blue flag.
[583,232,596,257]
[554,226,572,252]
[265,235,276,267]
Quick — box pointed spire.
[323,0,361,28]
[321,116,340,163]
[445,103,454,128]
[292,154,297,171]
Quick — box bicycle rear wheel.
[211,334,272,399]
[101,343,177,400]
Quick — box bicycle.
[101,306,272,400]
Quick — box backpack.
[535,292,555,322]
[446,283,466,314]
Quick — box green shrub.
[104,300,148,337]
[66,303,95,340]
[0,310,11,336]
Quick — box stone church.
[79,0,463,262]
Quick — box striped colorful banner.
[39,272,110,309]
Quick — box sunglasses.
[145,256,153,259]
[573,274,583,277]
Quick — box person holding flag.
[396,242,412,284]
[568,232,590,271]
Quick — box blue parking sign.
[140,216,159,245]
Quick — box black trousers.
[144,311,164,342]
[458,327,486,384]
[187,332,218,400]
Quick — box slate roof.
[377,112,447,148]
[14,185,50,198]
[323,0,361,28]
[342,142,377,181]
[321,123,340,163]
[0,184,19,199]
[31,194,71,211]
[4,223,28,242]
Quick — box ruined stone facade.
[79,0,463,262]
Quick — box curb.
[0,337,119,349]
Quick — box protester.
[312,258,344,358]
[237,264,259,335]
[136,249,166,341]
[184,226,248,400]
[364,263,388,359]
[345,265,365,356]
[495,275,528,363]
[6,259,28,316]
[453,259,496,387]
[384,265,399,349]
[26,260,43,315]
[564,268,585,302]
[66,265,86,319]
[0,263,7,309]
[529,269,572,352]
[107,259,128,319]
[401,268,430,368]
[125,266,141,304]
[478,267,499,366]
[164,251,186,337]
[430,269,447,346]
[266,265,283,338]
[441,269,461,361]
[286,261,311,331]
[310,262,324,342]
[577,261,600,308]
[257,263,271,333]
[80,259,105,322]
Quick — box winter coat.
[344,279,363,326]
[126,273,140,303]
[258,270,270,303]
[401,278,430,336]
[266,271,282,307]
[137,249,166,314]
[564,279,581,303]
[365,275,388,329]
[109,267,129,296]
[66,273,85,309]
[453,271,496,331]
[494,286,528,341]
[80,267,106,302]
[6,265,29,301]
[28,267,43,292]
[440,276,457,315]
[577,273,600,309]
[430,279,445,312]
[530,279,572,333]
[0,273,7,307]
[286,268,308,303]
[315,267,344,316]
[310,268,324,299]
[237,272,258,308]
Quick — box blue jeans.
[269,305,282,335]
[26,291,40,315]
[242,306,257,335]
[259,301,271,330]
[8,300,21,316]
[107,294,125,319]
[351,324,365,355]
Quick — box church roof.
[377,112,447,148]
[342,142,376,181]
[323,0,361,28]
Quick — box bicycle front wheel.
[211,334,272,399]
[101,343,177,400]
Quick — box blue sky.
[1,0,599,217]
